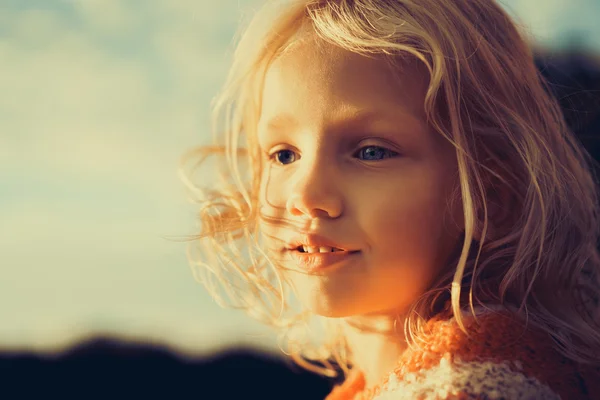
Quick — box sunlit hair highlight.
[180,0,600,378]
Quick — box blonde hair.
[179,0,600,377]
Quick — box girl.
[180,0,600,398]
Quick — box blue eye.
[271,149,297,165]
[356,146,398,161]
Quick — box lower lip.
[289,250,360,273]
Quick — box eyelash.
[267,145,400,165]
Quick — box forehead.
[259,38,430,135]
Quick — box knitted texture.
[325,310,600,399]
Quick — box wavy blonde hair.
[179,0,600,378]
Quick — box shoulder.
[372,308,598,400]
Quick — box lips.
[285,233,356,253]
[284,233,360,273]
[297,245,344,253]
[288,247,360,273]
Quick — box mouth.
[287,246,361,273]
[295,245,348,254]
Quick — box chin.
[300,290,417,321]
[310,306,353,318]
[300,294,370,319]
[309,307,355,319]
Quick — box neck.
[342,313,408,391]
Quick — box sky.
[1,0,599,358]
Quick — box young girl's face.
[257,38,464,318]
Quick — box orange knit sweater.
[325,309,600,399]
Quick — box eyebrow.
[261,113,299,133]
[259,108,423,136]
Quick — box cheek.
[258,171,268,205]
[258,168,291,237]
[361,185,451,254]
[259,167,291,209]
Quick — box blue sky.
[1,0,598,357]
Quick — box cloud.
[500,0,600,50]
[69,0,139,37]
[0,0,268,354]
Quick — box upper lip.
[285,233,356,252]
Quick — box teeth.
[301,245,342,253]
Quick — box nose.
[285,161,344,219]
